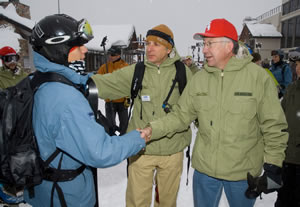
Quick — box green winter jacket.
[0,65,28,89]
[91,48,193,155]
[150,54,288,181]
[281,79,300,165]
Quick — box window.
[282,2,290,15]
[287,18,296,48]
[291,0,298,12]
[281,21,288,48]
[295,16,300,46]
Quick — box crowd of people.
[0,12,299,207]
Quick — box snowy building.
[239,22,282,61]
[241,0,300,61]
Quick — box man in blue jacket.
[24,14,146,207]
[270,49,292,98]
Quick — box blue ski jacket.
[24,52,145,207]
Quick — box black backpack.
[0,72,87,207]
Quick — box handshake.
[137,126,152,143]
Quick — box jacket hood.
[144,46,181,68]
[33,52,89,85]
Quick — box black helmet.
[108,46,121,56]
[271,49,284,59]
[30,14,93,66]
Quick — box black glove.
[245,163,282,199]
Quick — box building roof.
[86,24,135,51]
[246,23,282,37]
[0,3,135,51]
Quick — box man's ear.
[226,41,234,54]
[167,48,171,55]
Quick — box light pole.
[58,0,60,14]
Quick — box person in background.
[91,24,192,207]
[275,48,300,207]
[182,55,199,74]
[270,49,292,98]
[139,18,288,207]
[24,14,146,207]
[0,46,29,205]
[97,46,129,135]
[0,46,28,89]
[252,52,280,90]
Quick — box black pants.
[275,162,300,207]
[105,102,129,135]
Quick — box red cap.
[0,46,17,56]
[193,19,238,41]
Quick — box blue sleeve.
[283,65,292,88]
[54,94,145,168]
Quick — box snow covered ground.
[97,99,278,207]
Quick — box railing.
[256,6,282,22]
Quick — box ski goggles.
[77,19,94,42]
[1,55,19,63]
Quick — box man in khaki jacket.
[92,24,192,206]
[0,46,27,89]
[140,19,288,207]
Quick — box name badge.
[141,95,151,102]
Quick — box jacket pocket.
[224,98,257,138]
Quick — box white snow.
[246,23,282,37]
[0,3,35,30]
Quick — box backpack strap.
[174,60,187,95]
[129,62,146,120]
[162,60,187,113]
[30,71,82,93]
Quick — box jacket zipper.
[215,70,224,177]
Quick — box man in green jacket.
[140,19,288,207]
[0,46,28,89]
[91,24,192,206]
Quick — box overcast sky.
[21,0,282,56]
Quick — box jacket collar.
[33,52,90,85]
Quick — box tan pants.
[126,151,183,207]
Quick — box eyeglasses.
[77,19,94,42]
[1,55,19,63]
[203,41,230,48]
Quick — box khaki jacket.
[150,55,288,180]
[92,49,193,155]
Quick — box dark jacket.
[281,79,300,165]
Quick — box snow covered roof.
[0,4,135,52]
[0,3,35,31]
[86,24,135,51]
[246,23,282,37]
